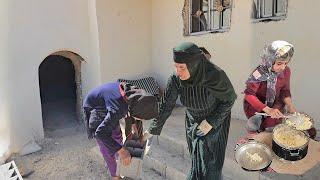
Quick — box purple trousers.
[96,126,123,177]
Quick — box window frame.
[188,0,233,36]
[252,0,288,22]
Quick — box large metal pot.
[272,124,309,161]
[235,140,273,171]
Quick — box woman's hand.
[263,106,284,119]
[196,120,213,137]
[117,147,131,166]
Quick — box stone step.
[143,142,189,180]
[146,133,259,180]
[142,107,260,180]
[154,134,190,160]
[141,167,166,180]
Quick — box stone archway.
[39,51,84,132]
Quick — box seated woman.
[243,40,316,138]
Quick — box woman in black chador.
[147,42,237,179]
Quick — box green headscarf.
[173,42,237,101]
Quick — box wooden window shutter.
[221,8,231,28]
[211,0,223,30]
[191,0,201,32]
[261,0,273,18]
[274,0,287,16]
[253,0,261,19]
[211,10,221,30]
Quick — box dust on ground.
[19,124,111,180]
[16,99,111,179]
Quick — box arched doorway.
[39,51,83,134]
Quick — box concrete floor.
[142,107,260,180]
[10,106,319,180]
[142,107,320,180]
[41,99,78,133]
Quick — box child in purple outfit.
[83,82,158,180]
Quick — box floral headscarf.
[246,40,294,107]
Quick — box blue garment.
[83,82,128,155]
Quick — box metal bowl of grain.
[235,140,273,171]
[284,112,314,131]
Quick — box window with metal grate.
[253,0,287,22]
[184,0,233,36]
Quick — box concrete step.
[145,133,259,180]
[143,142,189,180]
[141,167,166,180]
[142,107,260,180]
[154,134,190,160]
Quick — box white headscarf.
[246,40,294,107]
